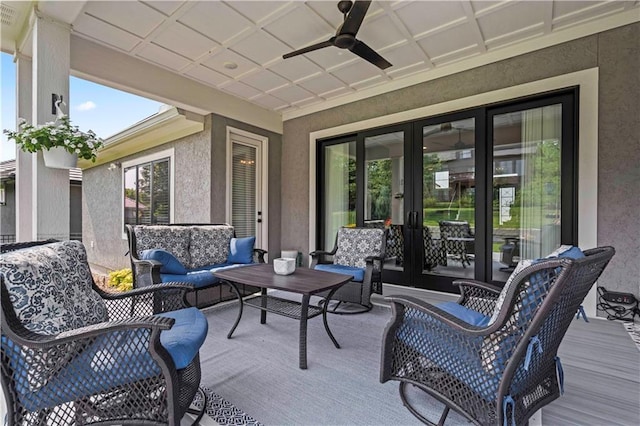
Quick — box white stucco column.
[15,53,33,241]
[16,9,71,241]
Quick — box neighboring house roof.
[0,159,82,182]
[124,196,147,209]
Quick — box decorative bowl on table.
[273,258,296,275]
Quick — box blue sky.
[1,52,164,162]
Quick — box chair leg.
[185,387,207,425]
[399,382,450,426]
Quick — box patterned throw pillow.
[0,241,108,335]
[333,228,385,269]
[189,226,235,269]
[134,226,191,267]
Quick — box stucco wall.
[0,184,16,237]
[282,23,639,297]
[83,115,213,270]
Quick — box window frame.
[120,148,175,238]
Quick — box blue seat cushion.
[228,236,256,264]
[142,249,187,274]
[314,264,365,282]
[161,270,219,288]
[158,307,208,369]
[437,301,490,327]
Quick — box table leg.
[225,280,243,339]
[322,288,341,349]
[260,287,267,324]
[299,294,310,369]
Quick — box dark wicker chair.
[311,227,387,314]
[423,227,447,271]
[1,240,208,425]
[380,246,615,425]
[439,220,475,267]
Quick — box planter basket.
[42,146,78,169]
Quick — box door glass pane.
[364,132,404,272]
[422,119,476,278]
[492,104,562,282]
[232,143,257,238]
[323,141,356,248]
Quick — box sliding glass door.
[317,89,577,292]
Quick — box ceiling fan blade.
[283,38,335,59]
[349,39,392,69]
[338,0,371,36]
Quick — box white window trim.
[120,148,175,239]
[309,67,598,315]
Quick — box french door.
[317,89,577,292]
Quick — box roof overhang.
[78,106,204,169]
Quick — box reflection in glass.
[323,141,356,248]
[422,119,476,278]
[492,104,562,282]
[364,132,404,271]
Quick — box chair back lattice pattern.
[333,227,385,270]
[1,240,198,425]
[381,246,614,425]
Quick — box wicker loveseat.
[126,224,266,311]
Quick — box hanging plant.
[3,105,103,162]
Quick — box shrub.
[108,268,133,292]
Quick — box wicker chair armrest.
[97,282,194,318]
[309,249,336,267]
[385,295,494,336]
[130,258,162,287]
[98,282,194,300]
[5,315,174,349]
[452,280,501,316]
[253,248,268,263]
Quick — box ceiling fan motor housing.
[335,34,356,49]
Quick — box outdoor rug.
[190,386,262,426]
[623,322,640,351]
[198,299,472,425]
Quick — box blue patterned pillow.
[228,237,255,264]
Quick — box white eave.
[78,106,204,169]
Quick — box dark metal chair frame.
[380,246,615,425]
[1,240,206,425]
[310,227,387,314]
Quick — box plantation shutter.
[152,160,170,224]
[231,143,256,238]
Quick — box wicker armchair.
[439,220,475,267]
[1,240,208,425]
[311,227,387,314]
[380,246,615,425]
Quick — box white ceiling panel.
[269,84,315,103]
[152,23,218,61]
[269,57,321,82]
[298,73,346,95]
[330,61,382,86]
[142,1,185,16]
[221,81,263,99]
[136,44,191,71]
[202,50,260,78]
[50,0,638,117]
[82,1,165,38]
[72,14,141,52]
[231,31,291,66]
[178,1,253,44]
[226,1,292,25]
[477,2,546,41]
[394,1,467,37]
[265,6,334,50]
[242,69,290,92]
[184,65,230,86]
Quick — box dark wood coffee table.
[213,263,352,369]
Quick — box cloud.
[76,101,96,111]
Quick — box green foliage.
[367,159,392,220]
[108,268,133,292]
[3,116,103,162]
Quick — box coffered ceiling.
[2,1,639,120]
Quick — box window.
[122,149,174,230]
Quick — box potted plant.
[3,115,103,168]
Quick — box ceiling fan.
[282,0,392,70]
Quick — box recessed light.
[224,61,238,70]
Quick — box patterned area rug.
[191,386,262,426]
[623,322,640,352]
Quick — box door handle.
[406,212,413,229]
[411,212,418,230]
[257,219,262,223]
